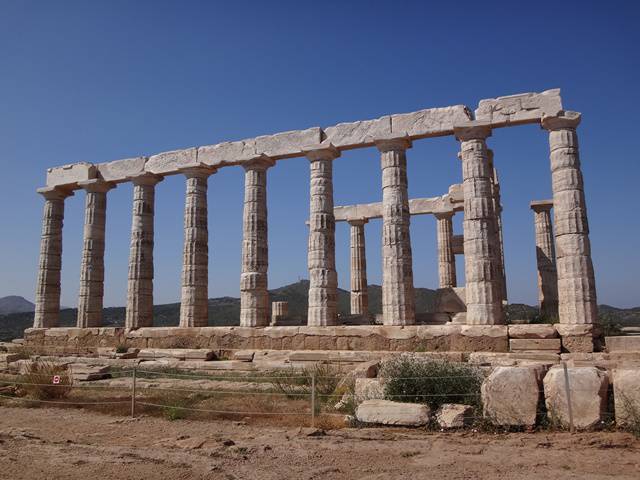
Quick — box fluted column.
[348,219,369,316]
[33,187,73,328]
[542,112,597,324]
[435,212,457,288]
[530,201,558,318]
[125,174,163,329]
[487,150,506,303]
[179,167,215,328]
[376,136,415,326]
[77,180,115,328]
[304,144,340,326]
[240,156,274,327]
[455,123,504,325]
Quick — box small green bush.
[379,355,483,410]
[115,344,129,354]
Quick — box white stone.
[391,105,472,138]
[46,162,96,188]
[97,157,146,183]
[197,140,257,167]
[612,368,640,425]
[324,116,391,149]
[543,366,608,429]
[435,404,474,429]
[355,399,430,426]
[475,89,563,127]
[146,148,198,175]
[354,378,384,401]
[255,128,322,158]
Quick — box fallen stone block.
[612,368,640,426]
[70,364,111,382]
[481,366,544,427]
[233,350,255,362]
[510,338,561,352]
[543,366,608,429]
[355,378,385,401]
[355,400,430,426]
[435,404,474,429]
[138,349,215,361]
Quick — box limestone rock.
[435,404,474,429]
[606,336,640,353]
[355,400,430,426]
[543,366,608,429]
[481,366,544,426]
[391,105,472,138]
[475,89,563,127]
[97,157,146,183]
[508,324,558,339]
[324,116,391,149]
[355,378,384,401]
[197,140,257,167]
[145,148,198,175]
[46,162,96,188]
[510,338,561,352]
[612,369,640,425]
[255,128,322,158]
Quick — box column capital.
[129,173,164,186]
[373,134,412,153]
[78,179,116,193]
[434,210,455,220]
[541,111,581,131]
[454,121,492,141]
[303,142,340,162]
[180,166,217,179]
[243,154,275,171]
[37,186,74,200]
[530,199,554,213]
[347,218,369,227]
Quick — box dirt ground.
[0,406,639,480]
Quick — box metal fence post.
[310,371,316,428]
[131,365,137,418]
[562,362,575,433]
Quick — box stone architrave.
[530,201,558,318]
[455,123,504,325]
[240,156,275,327]
[375,135,415,326]
[179,167,216,327]
[77,180,116,328]
[125,174,163,329]
[33,187,74,328]
[542,112,597,325]
[349,219,369,317]
[304,144,340,326]
[435,211,457,288]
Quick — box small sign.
[52,375,61,385]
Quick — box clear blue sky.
[1,0,638,309]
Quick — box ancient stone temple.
[27,88,600,354]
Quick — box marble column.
[375,136,415,326]
[304,144,340,326]
[33,187,73,328]
[240,156,274,327]
[77,180,115,328]
[454,123,504,325]
[530,201,559,318]
[487,150,507,303]
[348,219,369,317]
[435,211,457,289]
[179,167,215,328]
[542,112,597,324]
[125,174,163,329]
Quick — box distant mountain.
[0,296,35,315]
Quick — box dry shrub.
[267,364,343,400]
[19,361,72,400]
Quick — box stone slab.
[391,105,472,139]
[435,403,474,429]
[355,378,385,401]
[46,162,96,188]
[324,116,391,149]
[255,128,322,158]
[356,399,430,426]
[96,157,146,183]
[510,338,561,352]
[612,368,640,425]
[508,324,558,339]
[145,148,198,175]
[605,336,640,353]
[475,88,563,127]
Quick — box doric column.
[304,144,340,326]
[240,156,275,327]
[542,112,597,324]
[375,136,415,326]
[77,180,115,328]
[348,219,369,316]
[33,187,73,328]
[179,167,215,328]
[530,201,559,318]
[435,211,457,289]
[487,150,507,302]
[454,123,504,325]
[125,174,163,329]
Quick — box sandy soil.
[0,406,639,480]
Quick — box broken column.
[179,167,215,327]
[376,136,415,326]
[33,187,74,328]
[125,174,163,329]
[77,180,115,328]
[349,219,369,316]
[240,156,274,327]
[435,211,457,288]
[530,200,559,319]
[304,144,340,326]
[455,122,504,325]
[542,112,597,324]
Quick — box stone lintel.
[242,154,275,171]
[128,172,164,186]
[530,199,554,212]
[46,162,97,189]
[97,156,147,183]
[180,165,217,178]
[347,218,369,226]
[77,179,116,193]
[454,121,492,141]
[541,110,581,131]
[372,133,412,152]
[302,142,340,162]
[475,88,563,127]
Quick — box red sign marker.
[52,375,61,385]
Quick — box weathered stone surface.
[510,338,561,352]
[197,140,257,167]
[97,157,146,183]
[355,378,384,401]
[606,336,640,353]
[349,220,368,317]
[482,366,544,426]
[70,364,111,381]
[46,162,96,188]
[435,404,474,429]
[475,89,562,127]
[543,366,608,429]
[508,324,558,339]
[255,128,322,158]
[145,148,198,175]
[435,212,457,289]
[356,399,430,426]
[391,105,472,138]
[324,116,391,149]
[612,369,640,425]
[138,348,215,361]
[270,301,289,326]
